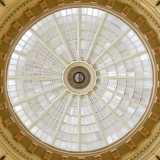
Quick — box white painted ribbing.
[12,84,63,107]
[85,13,108,62]
[92,91,131,131]
[51,94,73,145]
[30,28,67,66]
[92,28,131,65]
[28,90,66,130]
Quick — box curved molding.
[0,0,160,160]
[123,122,160,160]
[3,2,157,156]
[122,0,160,30]
[0,122,39,160]
[0,0,37,38]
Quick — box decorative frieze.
[44,151,52,160]
[40,1,49,11]
[139,127,150,138]
[78,157,85,160]
[135,16,145,27]
[121,5,131,16]
[156,97,160,103]
[2,0,14,6]
[2,35,13,44]
[57,0,64,4]
[28,142,37,154]
[25,9,35,20]
[146,30,156,40]
[12,21,22,31]
[14,131,25,142]
[62,156,68,160]
[3,117,14,127]
[0,102,6,110]
[91,0,97,3]
[0,52,6,60]
[95,155,101,160]
[0,86,3,93]
[0,1,159,160]
[107,0,115,7]
[149,112,160,122]
[111,150,121,160]
[126,139,137,150]
[0,3,5,14]
[0,70,3,77]
[154,47,160,54]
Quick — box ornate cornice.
[121,0,160,33]
[0,125,39,160]
[123,123,160,160]
[0,0,160,160]
[0,0,160,38]
[0,0,37,38]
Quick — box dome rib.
[30,28,67,66]
[86,95,108,146]
[85,12,108,62]
[51,93,73,146]
[92,91,132,131]
[52,13,73,62]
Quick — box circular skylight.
[74,72,85,83]
[7,8,153,151]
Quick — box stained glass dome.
[7,8,153,151]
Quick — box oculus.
[68,66,91,89]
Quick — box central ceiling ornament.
[68,66,91,89]
[62,61,97,95]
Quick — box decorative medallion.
[62,61,97,95]
[68,66,91,89]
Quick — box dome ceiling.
[6,7,153,152]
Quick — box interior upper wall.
[0,0,160,160]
